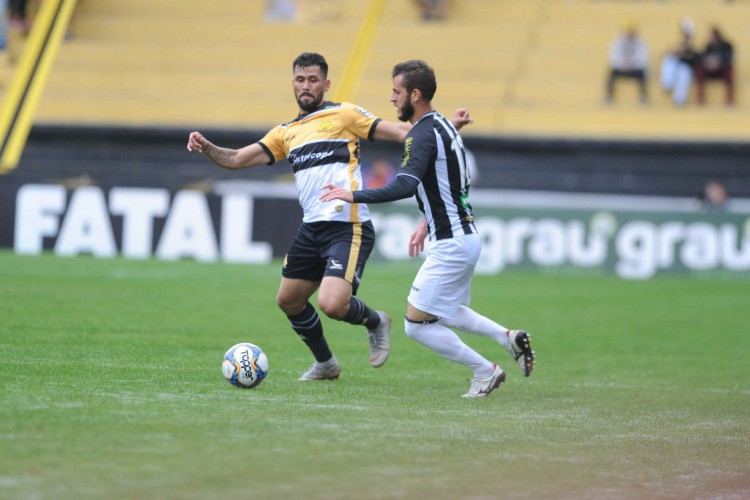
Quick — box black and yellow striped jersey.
[258,101,381,224]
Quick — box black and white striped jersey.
[398,111,477,241]
[350,110,477,241]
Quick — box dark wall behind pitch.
[3,125,749,198]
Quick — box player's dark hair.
[293,52,329,78]
[392,60,437,102]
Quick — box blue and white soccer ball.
[222,343,269,389]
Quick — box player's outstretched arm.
[320,175,419,204]
[372,120,411,143]
[372,108,473,143]
[187,131,271,170]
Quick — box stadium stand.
[1,0,749,141]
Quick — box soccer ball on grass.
[222,342,269,388]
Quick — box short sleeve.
[341,102,380,140]
[258,126,287,164]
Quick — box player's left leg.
[317,276,391,368]
[440,305,510,347]
[404,304,492,375]
[316,220,390,367]
[403,304,503,398]
[404,234,504,397]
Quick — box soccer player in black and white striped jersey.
[321,60,535,398]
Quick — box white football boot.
[462,364,506,398]
[297,356,341,381]
[507,330,535,377]
[367,311,391,368]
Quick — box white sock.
[320,355,338,367]
[404,319,494,378]
[439,305,510,349]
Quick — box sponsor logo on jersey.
[318,122,334,132]
[355,107,375,118]
[401,137,413,168]
[292,150,334,163]
[288,141,350,172]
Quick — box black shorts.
[282,220,375,295]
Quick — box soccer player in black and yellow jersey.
[187,53,472,381]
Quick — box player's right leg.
[278,224,339,380]
[277,277,339,380]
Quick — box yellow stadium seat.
[1,0,746,140]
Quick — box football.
[221,342,269,388]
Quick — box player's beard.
[397,100,415,122]
[297,92,324,113]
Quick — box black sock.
[341,297,380,329]
[287,302,332,363]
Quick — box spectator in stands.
[7,0,29,31]
[414,0,446,22]
[604,22,650,105]
[699,179,730,213]
[659,18,698,107]
[0,1,6,51]
[4,0,73,62]
[264,0,297,23]
[694,27,735,106]
[4,0,27,62]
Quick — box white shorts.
[407,233,482,319]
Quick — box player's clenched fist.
[187,131,209,153]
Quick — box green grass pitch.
[1,251,748,499]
